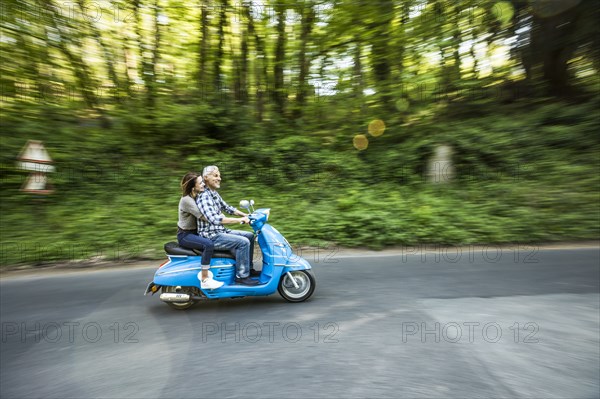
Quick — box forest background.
[0,0,598,266]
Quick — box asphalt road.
[1,248,599,398]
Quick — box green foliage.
[1,0,598,266]
[1,96,599,266]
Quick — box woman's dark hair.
[181,172,200,197]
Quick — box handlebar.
[241,215,255,225]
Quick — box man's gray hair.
[202,165,219,177]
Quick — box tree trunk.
[294,5,315,119]
[353,43,364,106]
[45,2,99,111]
[535,13,577,95]
[234,20,249,104]
[148,0,160,108]
[214,0,228,94]
[438,1,461,94]
[76,0,120,102]
[122,40,134,98]
[370,0,394,112]
[273,1,286,116]
[526,1,596,96]
[239,30,248,103]
[243,5,267,121]
[198,0,210,95]
[133,1,153,103]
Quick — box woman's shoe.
[201,277,224,290]
[197,270,214,280]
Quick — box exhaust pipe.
[159,292,191,303]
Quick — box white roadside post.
[17,140,55,194]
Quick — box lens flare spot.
[492,1,514,25]
[395,98,410,112]
[368,119,386,137]
[353,134,369,150]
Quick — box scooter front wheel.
[278,270,315,302]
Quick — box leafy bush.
[1,97,598,266]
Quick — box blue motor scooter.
[145,200,315,309]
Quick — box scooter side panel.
[154,269,202,288]
[154,255,236,287]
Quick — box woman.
[178,172,223,289]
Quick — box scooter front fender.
[280,255,312,274]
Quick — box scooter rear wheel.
[278,270,315,302]
[162,286,196,310]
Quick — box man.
[196,165,258,286]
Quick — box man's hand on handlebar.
[240,216,251,224]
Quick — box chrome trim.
[208,264,236,269]
[160,293,191,302]
[286,272,300,289]
[157,264,234,276]
[157,267,201,275]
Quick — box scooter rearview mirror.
[239,200,250,210]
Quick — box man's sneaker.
[235,277,259,286]
[249,269,261,277]
[201,277,224,290]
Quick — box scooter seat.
[164,242,235,260]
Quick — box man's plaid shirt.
[196,188,237,239]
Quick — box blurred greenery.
[0,0,599,266]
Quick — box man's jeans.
[227,230,255,266]
[212,231,252,278]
